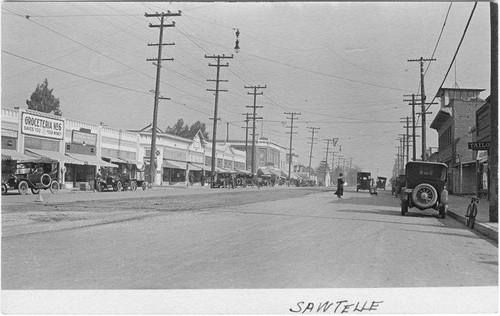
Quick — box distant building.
[430,87,485,194]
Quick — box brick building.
[430,87,485,194]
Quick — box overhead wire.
[426,2,478,112]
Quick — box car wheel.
[31,187,40,194]
[412,183,438,209]
[130,181,137,191]
[2,183,8,195]
[40,173,51,188]
[116,181,123,192]
[49,181,59,194]
[401,200,408,216]
[18,180,29,195]
[100,183,106,192]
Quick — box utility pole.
[245,85,266,174]
[323,138,331,186]
[400,117,410,164]
[399,135,406,168]
[395,145,402,173]
[490,1,498,222]
[404,94,435,160]
[307,127,320,173]
[241,113,251,171]
[145,10,180,185]
[285,112,301,185]
[408,57,436,161]
[206,54,233,187]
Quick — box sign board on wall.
[468,141,490,150]
[1,129,18,138]
[72,130,97,146]
[21,112,64,140]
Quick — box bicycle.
[465,196,480,229]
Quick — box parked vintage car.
[356,172,371,191]
[400,161,448,218]
[95,167,143,192]
[376,177,387,190]
[2,159,60,195]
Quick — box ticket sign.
[72,130,97,146]
[21,112,64,140]
[468,141,490,150]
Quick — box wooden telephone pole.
[241,113,252,171]
[285,112,301,185]
[408,57,436,161]
[205,54,233,186]
[145,10,180,185]
[245,85,266,174]
[404,94,435,160]
[307,127,320,172]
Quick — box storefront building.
[135,126,191,186]
[64,119,116,188]
[472,96,490,197]
[430,87,485,194]
[2,107,247,188]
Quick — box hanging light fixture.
[234,28,240,53]
[234,39,240,53]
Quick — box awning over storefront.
[235,168,252,175]
[163,159,186,170]
[1,149,37,162]
[25,149,82,164]
[218,167,236,173]
[102,156,127,164]
[119,158,144,168]
[66,153,118,168]
[188,162,209,171]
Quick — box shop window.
[2,136,17,150]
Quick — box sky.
[1,1,492,179]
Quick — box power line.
[239,51,412,93]
[424,2,453,77]
[426,2,478,112]
[2,50,150,95]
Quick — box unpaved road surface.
[2,188,497,290]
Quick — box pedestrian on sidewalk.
[334,173,345,198]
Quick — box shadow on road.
[338,208,440,219]
[398,228,482,239]
[212,208,445,229]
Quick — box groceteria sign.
[21,112,64,140]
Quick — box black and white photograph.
[1,1,498,314]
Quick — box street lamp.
[234,39,240,53]
[234,28,240,53]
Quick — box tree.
[26,78,62,116]
[165,119,210,140]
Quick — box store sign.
[477,150,488,161]
[21,112,64,140]
[72,130,97,146]
[468,141,490,150]
[1,129,18,138]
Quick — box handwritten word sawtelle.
[289,300,384,314]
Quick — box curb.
[447,209,498,243]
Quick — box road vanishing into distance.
[2,187,497,289]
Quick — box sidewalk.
[446,194,498,243]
